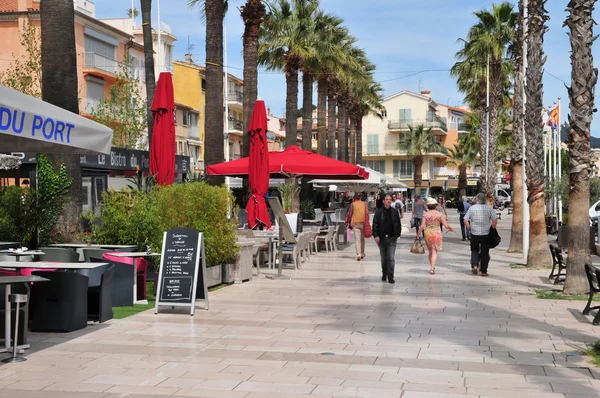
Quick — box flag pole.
[553,102,558,216]
[558,98,563,224]
[157,0,162,73]
[522,0,530,260]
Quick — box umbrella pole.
[277,225,284,278]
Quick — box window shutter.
[393,160,400,178]
[379,160,385,174]
[367,134,379,154]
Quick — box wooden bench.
[584,263,600,325]
[549,243,566,284]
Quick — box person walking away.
[346,192,369,261]
[417,197,454,274]
[463,193,498,276]
[394,194,404,219]
[457,196,471,241]
[436,196,448,232]
[372,193,401,283]
[412,195,426,238]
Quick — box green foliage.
[277,182,299,213]
[583,341,600,367]
[0,186,37,246]
[398,125,446,158]
[90,53,147,149]
[36,154,73,245]
[536,289,599,301]
[300,199,315,219]
[0,21,42,97]
[89,182,239,267]
[127,171,157,193]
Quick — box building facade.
[267,107,285,151]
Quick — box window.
[85,79,104,113]
[201,79,207,92]
[393,159,413,178]
[84,35,116,59]
[429,160,436,177]
[365,160,385,174]
[399,109,412,122]
[381,109,387,118]
[427,111,436,122]
[182,110,189,126]
[366,134,379,154]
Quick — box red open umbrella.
[246,100,271,229]
[150,72,176,185]
[206,146,369,180]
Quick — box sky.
[95,0,598,136]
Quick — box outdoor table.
[49,244,138,250]
[106,252,160,305]
[0,261,109,272]
[0,250,44,262]
[0,275,49,353]
[0,243,20,251]
[252,232,278,270]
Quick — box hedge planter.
[222,241,254,284]
[204,265,222,290]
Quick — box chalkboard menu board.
[154,227,208,315]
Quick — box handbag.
[363,204,373,238]
[410,218,415,229]
[410,237,425,254]
[487,227,501,248]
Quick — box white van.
[495,187,511,205]
[590,199,600,219]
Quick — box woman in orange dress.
[417,197,454,274]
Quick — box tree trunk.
[140,0,156,148]
[205,0,225,186]
[338,102,347,162]
[317,77,327,155]
[349,114,357,164]
[241,0,265,158]
[285,69,299,148]
[356,117,363,165]
[413,156,423,195]
[525,0,551,268]
[40,0,82,242]
[327,91,337,158]
[301,72,313,151]
[564,0,597,294]
[507,162,524,252]
[458,165,467,198]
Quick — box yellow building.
[173,59,206,172]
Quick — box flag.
[548,105,559,131]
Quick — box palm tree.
[524,0,551,268]
[451,2,517,197]
[241,0,266,157]
[446,143,477,198]
[260,0,318,148]
[508,0,524,253]
[40,0,83,242]
[188,0,226,186]
[398,125,445,194]
[563,0,597,294]
[140,0,156,147]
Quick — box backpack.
[457,201,465,212]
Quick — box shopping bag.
[410,237,425,254]
[347,228,352,242]
[487,227,501,248]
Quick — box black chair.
[90,257,134,307]
[82,248,110,262]
[35,248,80,262]
[0,282,30,346]
[553,248,567,285]
[30,271,88,332]
[549,244,562,281]
[76,264,113,323]
[584,264,600,325]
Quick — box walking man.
[412,195,426,238]
[463,193,498,276]
[347,192,368,261]
[457,195,471,241]
[373,193,401,283]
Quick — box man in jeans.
[372,194,401,283]
[412,195,426,238]
[457,195,471,241]
[463,193,498,276]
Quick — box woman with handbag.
[417,197,454,274]
[345,192,370,261]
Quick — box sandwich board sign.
[155,227,208,315]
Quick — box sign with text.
[155,227,208,315]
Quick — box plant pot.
[204,265,222,290]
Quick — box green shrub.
[90,182,239,267]
[0,186,37,246]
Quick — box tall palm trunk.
[205,0,225,186]
[356,117,364,165]
[327,88,337,158]
[301,72,313,150]
[40,0,82,242]
[525,0,551,268]
[140,0,156,148]
[285,66,299,148]
[413,156,423,194]
[564,0,597,294]
[349,113,357,164]
[241,0,266,157]
[338,101,347,162]
[317,77,327,155]
[508,0,525,253]
[458,165,467,198]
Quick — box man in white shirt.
[464,193,498,277]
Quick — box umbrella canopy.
[150,72,176,185]
[0,84,112,154]
[206,145,369,180]
[308,165,408,192]
[246,100,271,229]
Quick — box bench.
[584,263,600,325]
[549,244,566,284]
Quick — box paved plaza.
[1,214,600,397]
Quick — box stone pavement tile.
[468,387,566,397]
[2,379,55,391]
[249,374,311,384]
[284,361,351,371]
[158,377,241,390]
[401,392,467,398]
[84,374,167,387]
[220,358,288,367]
[0,379,16,388]
[341,379,404,390]
[42,383,112,393]
[259,351,377,365]
[174,388,249,397]
[312,385,402,397]
[381,372,464,387]
[104,385,179,395]
[233,381,316,394]
[0,391,107,398]
[122,367,188,378]
[347,364,400,373]
[400,383,467,395]
[309,377,346,386]
[375,357,459,371]
[299,368,383,381]
[458,362,546,375]
[551,382,600,395]
[465,378,552,390]
[158,362,228,373]
[181,371,252,381]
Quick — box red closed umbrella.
[246,100,271,229]
[150,72,176,185]
[206,145,369,180]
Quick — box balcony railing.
[448,122,472,132]
[388,118,448,132]
[228,119,243,131]
[228,91,243,103]
[84,52,118,74]
[81,97,102,114]
[364,143,446,157]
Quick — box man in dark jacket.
[372,193,402,283]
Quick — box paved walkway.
[1,213,600,397]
